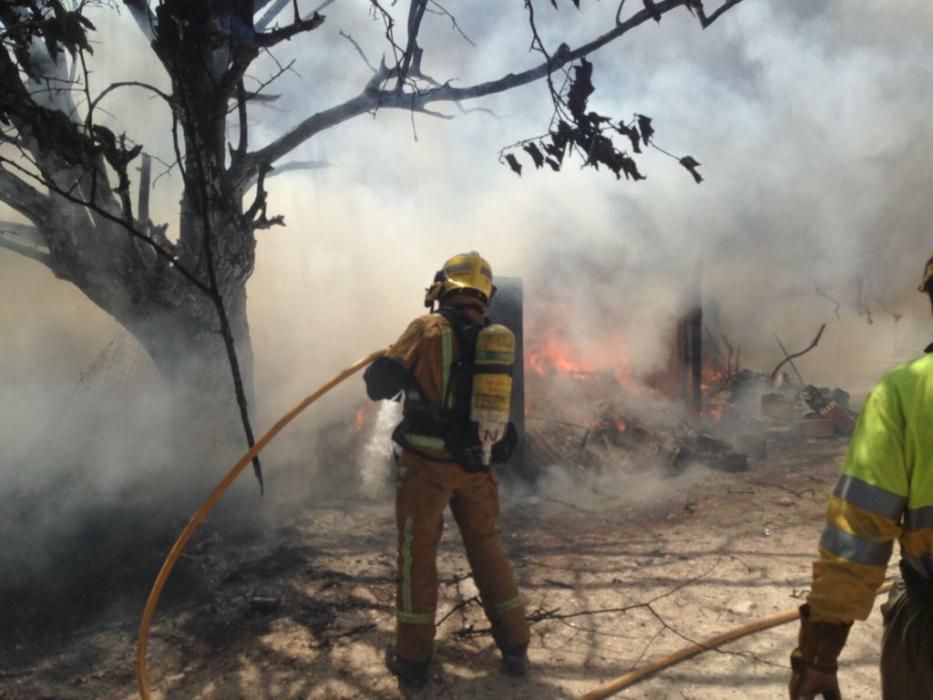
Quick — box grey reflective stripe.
[404,434,447,450]
[819,524,894,566]
[904,505,933,530]
[441,327,452,409]
[405,388,426,405]
[833,474,907,521]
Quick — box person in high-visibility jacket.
[363,252,529,688]
[789,255,933,700]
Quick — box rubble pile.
[524,366,857,477]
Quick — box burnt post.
[684,262,703,413]
[683,304,703,414]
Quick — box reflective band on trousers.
[402,516,414,613]
[834,474,907,521]
[495,594,523,615]
[398,610,435,625]
[905,505,933,530]
[820,523,894,565]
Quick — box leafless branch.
[122,0,157,42]
[0,225,51,267]
[255,0,338,31]
[175,88,265,490]
[256,10,325,48]
[229,51,297,116]
[340,30,378,73]
[263,159,329,179]
[693,0,744,28]
[86,81,173,123]
[772,333,804,385]
[426,1,475,46]
[770,324,826,382]
[394,0,429,91]
[247,0,733,172]
[0,165,52,226]
[0,154,208,294]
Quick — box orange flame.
[701,366,727,392]
[354,407,366,431]
[525,326,636,388]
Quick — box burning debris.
[520,313,857,480]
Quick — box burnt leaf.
[505,153,523,176]
[545,157,561,172]
[550,120,575,153]
[523,142,545,169]
[643,0,662,22]
[567,59,594,121]
[542,141,564,164]
[619,153,646,181]
[617,121,642,154]
[679,155,703,183]
[636,114,654,146]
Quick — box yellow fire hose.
[136,349,387,700]
[135,351,894,700]
[579,581,895,700]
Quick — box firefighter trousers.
[879,565,933,699]
[394,449,530,662]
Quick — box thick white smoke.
[1,0,932,552]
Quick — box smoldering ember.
[2,2,933,699]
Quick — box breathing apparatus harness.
[393,306,517,471]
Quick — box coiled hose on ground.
[136,349,387,699]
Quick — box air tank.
[471,324,515,465]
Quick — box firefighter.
[363,251,530,688]
[788,255,933,700]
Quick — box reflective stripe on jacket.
[809,352,933,623]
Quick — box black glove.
[363,356,409,400]
[788,604,852,700]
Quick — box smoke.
[2,0,933,630]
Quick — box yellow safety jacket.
[809,351,933,623]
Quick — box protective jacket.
[809,350,933,624]
[364,307,516,469]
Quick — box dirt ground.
[0,435,896,700]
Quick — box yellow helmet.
[424,251,495,308]
[920,251,933,293]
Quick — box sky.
[3,0,933,461]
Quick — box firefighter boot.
[385,646,430,688]
[501,644,529,677]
